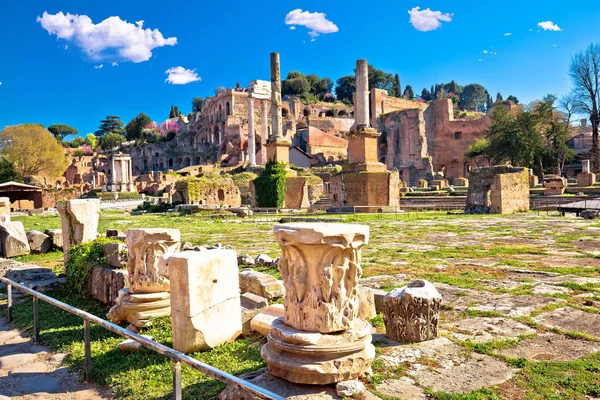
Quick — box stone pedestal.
[0,221,30,258]
[108,228,180,328]
[262,223,375,384]
[168,250,242,353]
[577,172,596,187]
[382,280,442,343]
[0,197,10,222]
[543,175,567,195]
[347,127,380,165]
[57,199,101,260]
[265,139,290,164]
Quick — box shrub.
[65,238,114,297]
[254,161,287,208]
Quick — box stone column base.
[577,172,596,187]
[265,139,290,164]
[261,318,375,385]
[107,289,171,328]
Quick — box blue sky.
[1,1,599,138]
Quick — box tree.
[391,74,402,98]
[169,105,179,119]
[0,157,21,183]
[282,71,311,98]
[368,65,393,92]
[335,75,356,104]
[535,95,575,174]
[0,124,68,179]
[569,43,600,171]
[48,124,78,141]
[444,81,463,96]
[496,92,504,103]
[506,95,520,104]
[69,137,84,148]
[403,85,414,100]
[436,86,447,100]
[306,74,333,99]
[486,92,494,111]
[84,133,97,149]
[214,86,226,95]
[99,132,126,151]
[464,138,491,164]
[95,116,124,138]
[421,88,432,102]
[192,97,205,113]
[125,113,153,141]
[431,85,435,99]
[559,93,577,125]
[460,84,488,111]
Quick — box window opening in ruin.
[168,159,173,168]
[226,102,231,116]
[282,108,289,117]
[303,109,309,117]
[455,132,462,140]
[218,189,225,202]
[325,110,334,117]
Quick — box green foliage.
[403,84,415,100]
[391,74,402,97]
[84,133,97,149]
[465,138,491,160]
[506,95,519,104]
[65,238,113,297]
[135,201,172,213]
[421,87,433,101]
[192,97,205,113]
[334,75,356,104]
[254,161,287,208]
[282,71,332,102]
[95,116,125,138]
[48,124,78,141]
[460,84,488,111]
[99,132,126,151]
[169,105,179,119]
[69,136,84,148]
[0,157,22,183]
[125,112,153,142]
[444,80,463,96]
[230,171,258,190]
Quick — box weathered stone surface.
[169,250,242,353]
[0,221,30,258]
[250,304,285,336]
[581,209,600,220]
[543,175,567,195]
[239,269,285,301]
[16,374,61,394]
[89,266,128,305]
[444,317,536,343]
[335,380,365,397]
[0,353,37,369]
[255,254,274,266]
[26,230,52,254]
[238,254,255,266]
[44,229,63,250]
[9,361,48,374]
[534,307,600,338]
[371,288,388,314]
[104,242,127,267]
[498,333,600,361]
[376,377,426,400]
[262,318,376,385]
[357,286,377,320]
[383,280,442,342]
[465,166,529,214]
[0,197,10,216]
[118,335,152,352]
[241,293,269,332]
[57,199,101,259]
[274,223,369,333]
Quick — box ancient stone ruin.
[465,166,529,214]
[108,228,180,328]
[168,250,242,353]
[57,199,101,259]
[577,160,596,187]
[261,223,375,384]
[543,175,568,195]
[382,280,442,343]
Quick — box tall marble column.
[261,99,268,165]
[266,52,290,164]
[261,223,375,385]
[247,96,256,166]
[355,59,370,128]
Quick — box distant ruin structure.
[465,166,529,214]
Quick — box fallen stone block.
[581,209,600,220]
[104,242,127,267]
[89,266,128,305]
[372,288,388,314]
[255,254,273,266]
[357,285,377,320]
[250,304,284,336]
[237,254,255,267]
[44,229,63,250]
[239,269,285,301]
[336,380,366,397]
[241,292,268,332]
[0,221,30,258]
[26,230,53,254]
[118,335,152,352]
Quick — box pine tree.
[393,74,402,97]
[169,105,179,119]
[403,85,414,100]
[421,88,432,101]
[496,92,503,103]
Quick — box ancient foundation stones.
[57,199,101,259]
[0,221,30,258]
[382,280,442,343]
[543,175,567,195]
[465,166,529,214]
[26,230,52,254]
[239,269,285,301]
[169,250,242,353]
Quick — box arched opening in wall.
[213,126,219,143]
[282,108,289,118]
[226,102,231,116]
[195,156,201,165]
[168,159,173,169]
[218,189,225,202]
[350,111,354,117]
[338,110,347,117]
[326,110,334,117]
[303,109,309,117]
[327,156,334,162]
[218,104,223,121]
[107,169,111,176]
[183,157,191,167]
[464,163,471,177]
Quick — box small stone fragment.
[26,230,53,254]
[239,269,285,301]
[0,221,31,258]
[118,335,152,352]
[255,254,273,266]
[250,304,284,336]
[237,254,255,266]
[336,380,366,397]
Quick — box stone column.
[261,223,375,385]
[247,96,256,166]
[110,157,116,187]
[355,59,370,128]
[261,100,268,165]
[57,199,101,261]
[108,228,180,328]
[583,160,591,174]
[270,52,283,140]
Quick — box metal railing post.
[173,360,182,400]
[33,297,40,343]
[84,319,92,381]
[7,284,12,323]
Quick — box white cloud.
[478,59,485,62]
[37,11,177,63]
[504,32,512,36]
[407,7,453,32]
[482,50,497,55]
[289,26,296,30]
[284,9,338,41]
[0,82,2,86]
[111,62,118,67]
[538,21,562,31]
[94,64,103,69]
[165,67,201,85]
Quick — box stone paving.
[0,317,108,399]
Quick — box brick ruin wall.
[466,166,529,214]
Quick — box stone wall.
[330,170,400,209]
[41,188,80,209]
[174,176,241,207]
[466,166,529,214]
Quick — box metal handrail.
[1,277,283,400]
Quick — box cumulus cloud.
[289,26,296,30]
[285,9,338,41]
[482,50,497,55]
[407,7,453,32]
[538,21,562,31]
[504,32,512,36]
[0,82,2,86]
[165,67,201,85]
[94,64,103,69]
[37,11,177,63]
[478,59,485,62]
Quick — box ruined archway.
[326,110,334,117]
[226,102,231,116]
